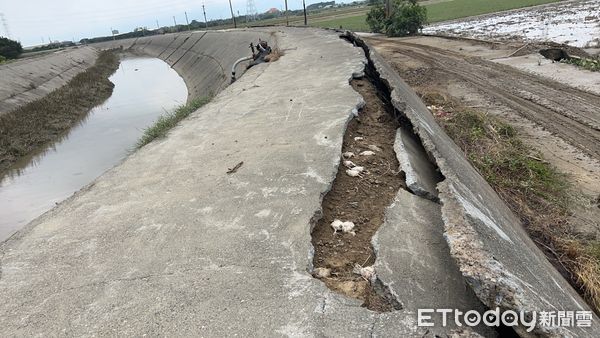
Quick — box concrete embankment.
[347,32,600,336]
[1,28,598,336]
[0,47,99,115]
[93,30,274,101]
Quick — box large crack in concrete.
[344,31,600,337]
[309,74,406,312]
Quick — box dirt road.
[366,36,600,160]
[365,36,600,240]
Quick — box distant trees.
[367,0,427,37]
[0,37,23,59]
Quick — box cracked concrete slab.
[394,126,442,200]
[373,188,495,336]
[0,28,433,336]
[347,32,600,336]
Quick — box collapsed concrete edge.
[344,31,599,338]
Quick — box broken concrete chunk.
[342,151,355,158]
[394,127,441,201]
[359,150,375,156]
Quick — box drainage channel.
[310,75,406,312]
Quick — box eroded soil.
[365,36,600,239]
[311,78,406,312]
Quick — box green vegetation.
[0,50,120,173]
[426,0,560,22]
[136,97,212,149]
[441,110,569,207]
[314,0,561,31]
[429,100,600,312]
[367,0,427,36]
[563,57,600,72]
[0,36,23,59]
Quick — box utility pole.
[303,0,307,26]
[284,0,289,26]
[385,0,391,18]
[173,16,177,27]
[156,19,160,29]
[228,0,237,28]
[185,11,190,30]
[202,4,208,28]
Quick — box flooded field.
[0,57,187,241]
[424,0,600,47]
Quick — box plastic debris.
[353,264,376,282]
[313,267,332,278]
[331,219,356,235]
[367,144,382,152]
[354,136,364,141]
[360,150,376,156]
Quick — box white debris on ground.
[367,144,382,152]
[353,264,376,282]
[343,160,356,168]
[313,267,332,278]
[346,166,364,177]
[331,219,356,235]
[423,0,600,48]
[354,136,364,141]
[359,150,376,156]
[342,151,355,158]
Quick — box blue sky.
[1,0,356,47]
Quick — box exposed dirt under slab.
[311,77,406,312]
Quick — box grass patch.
[426,93,600,312]
[426,0,561,23]
[563,57,600,72]
[0,50,120,173]
[136,97,211,149]
[312,0,561,31]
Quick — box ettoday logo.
[417,308,593,332]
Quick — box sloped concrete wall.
[93,30,274,102]
[0,46,99,115]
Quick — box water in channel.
[0,56,188,241]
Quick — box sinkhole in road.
[310,76,405,312]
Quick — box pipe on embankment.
[92,30,273,102]
[344,31,599,338]
[231,56,253,83]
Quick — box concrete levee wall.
[348,32,599,337]
[0,46,99,115]
[93,30,274,101]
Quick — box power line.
[246,0,257,22]
[0,13,12,38]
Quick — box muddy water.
[0,57,187,242]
